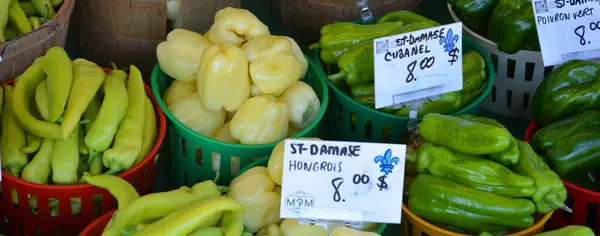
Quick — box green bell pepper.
[532,60,600,126]
[417,92,461,115]
[456,115,520,165]
[416,143,535,197]
[376,10,440,26]
[408,174,536,233]
[488,0,539,53]
[329,43,374,86]
[448,0,497,34]
[534,225,594,236]
[513,141,567,213]
[419,113,512,155]
[531,110,600,152]
[546,129,600,177]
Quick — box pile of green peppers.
[448,0,540,53]
[313,11,488,118]
[1,0,65,43]
[407,113,567,234]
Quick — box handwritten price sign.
[532,0,600,66]
[279,140,406,224]
[373,22,463,109]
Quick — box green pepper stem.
[308,43,320,50]
[328,72,346,82]
[544,194,571,213]
[103,168,121,176]
[79,119,91,125]
[87,150,99,165]
[108,62,118,70]
[213,172,220,183]
[218,186,230,194]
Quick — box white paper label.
[280,139,406,224]
[373,22,463,109]
[532,0,600,66]
[0,54,3,62]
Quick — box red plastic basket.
[79,210,115,236]
[0,68,167,236]
[525,121,600,233]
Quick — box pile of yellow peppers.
[224,137,382,236]
[0,46,158,216]
[157,7,321,148]
[1,0,65,43]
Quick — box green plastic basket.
[313,23,495,143]
[150,56,329,186]
[235,158,388,235]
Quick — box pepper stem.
[108,62,118,70]
[87,150,99,165]
[43,4,49,20]
[308,43,320,50]
[213,172,220,183]
[103,168,121,176]
[544,194,571,213]
[327,72,346,82]
[218,186,230,194]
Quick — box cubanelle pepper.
[408,174,536,233]
[513,141,567,214]
[416,143,535,197]
[532,60,600,126]
[457,114,519,165]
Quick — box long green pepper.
[85,69,128,165]
[457,114,520,165]
[1,84,28,176]
[0,0,10,43]
[51,124,80,184]
[42,47,73,123]
[102,65,145,174]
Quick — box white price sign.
[373,22,463,109]
[533,0,600,66]
[279,140,406,224]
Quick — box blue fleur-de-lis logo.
[439,28,459,52]
[374,149,400,176]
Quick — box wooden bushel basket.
[0,0,76,83]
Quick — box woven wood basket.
[71,0,241,78]
[271,0,419,43]
[0,0,76,83]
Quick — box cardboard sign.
[373,22,463,109]
[279,139,406,224]
[532,0,600,66]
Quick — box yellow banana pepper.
[229,95,289,145]
[212,121,241,175]
[157,29,210,81]
[242,35,302,95]
[268,138,321,186]
[277,81,321,130]
[168,93,226,137]
[197,44,250,112]
[331,227,381,236]
[280,219,328,236]
[257,223,283,236]
[228,166,281,233]
[206,7,270,46]
[162,80,196,107]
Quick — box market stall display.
[0,46,167,235]
[312,11,493,143]
[402,113,562,235]
[71,0,241,77]
[446,0,549,119]
[0,0,74,82]
[525,60,600,232]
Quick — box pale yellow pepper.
[257,223,283,236]
[277,81,321,130]
[206,7,270,46]
[157,29,210,81]
[242,35,302,95]
[283,36,308,78]
[229,95,289,145]
[212,121,241,175]
[280,219,328,236]
[268,138,321,186]
[197,44,250,112]
[331,227,381,236]
[162,80,196,107]
[228,167,281,233]
[168,93,226,137]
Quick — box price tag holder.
[532,0,600,66]
[373,22,463,109]
[280,139,406,224]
